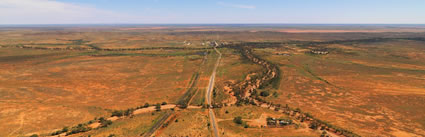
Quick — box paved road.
[206,47,221,137]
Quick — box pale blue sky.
[1,0,425,24]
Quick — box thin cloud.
[217,2,256,9]
[0,0,136,24]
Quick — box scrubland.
[1,25,424,137]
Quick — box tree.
[100,120,113,128]
[30,134,39,137]
[61,126,69,132]
[111,110,124,117]
[161,102,167,105]
[144,103,150,108]
[124,108,134,116]
[99,117,105,121]
[260,91,270,97]
[155,103,161,111]
[233,116,243,125]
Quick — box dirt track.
[206,47,222,137]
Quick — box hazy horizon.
[1,0,425,24]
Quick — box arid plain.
[1,25,425,137]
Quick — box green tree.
[144,103,150,108]
[260,91,270,97]
[155,103,161,111]
[111,110,124,117]
[233,116,243,125]
[61,126,69,132]
[29,134,39,137]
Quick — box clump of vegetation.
[260,91,270,97]
[51,127,69,136]
[111,108,135,117]
[233,116,250,128]
[51,116,115,136]
[66,124,91,135]
[233,116,243,124]
[111,110,124,117]
[99,117,113,128]
[155,103,161,111]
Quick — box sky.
[1,0,425,24]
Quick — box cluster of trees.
[50,117,113,136]
[136,103,151,109]
[69,39,89,45]
[226,42,284,49]
[50,102,174,136]
[263,102,361,137]
[155,103,162,111]
[51,126,69,136]
[100,47,211,51]
[223,41,363,136]
[98,117,113,128]
[308,119,360,137]
[111,109,135,117]
[66,124,92,135]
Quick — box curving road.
[206,46,221,137]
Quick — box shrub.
[144,103,150,108]
[66,124,91,135]
[161,102,167,105]
[155,103,161,111]
[124,109,134,116]
[111,110,124,117]
[100,120,113,128]
[61,127,69,132]
[30,134,39,137]
[98,117,105,121]
[233,116,243,125]
[260,91,270,97]
[51,126,69,136]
